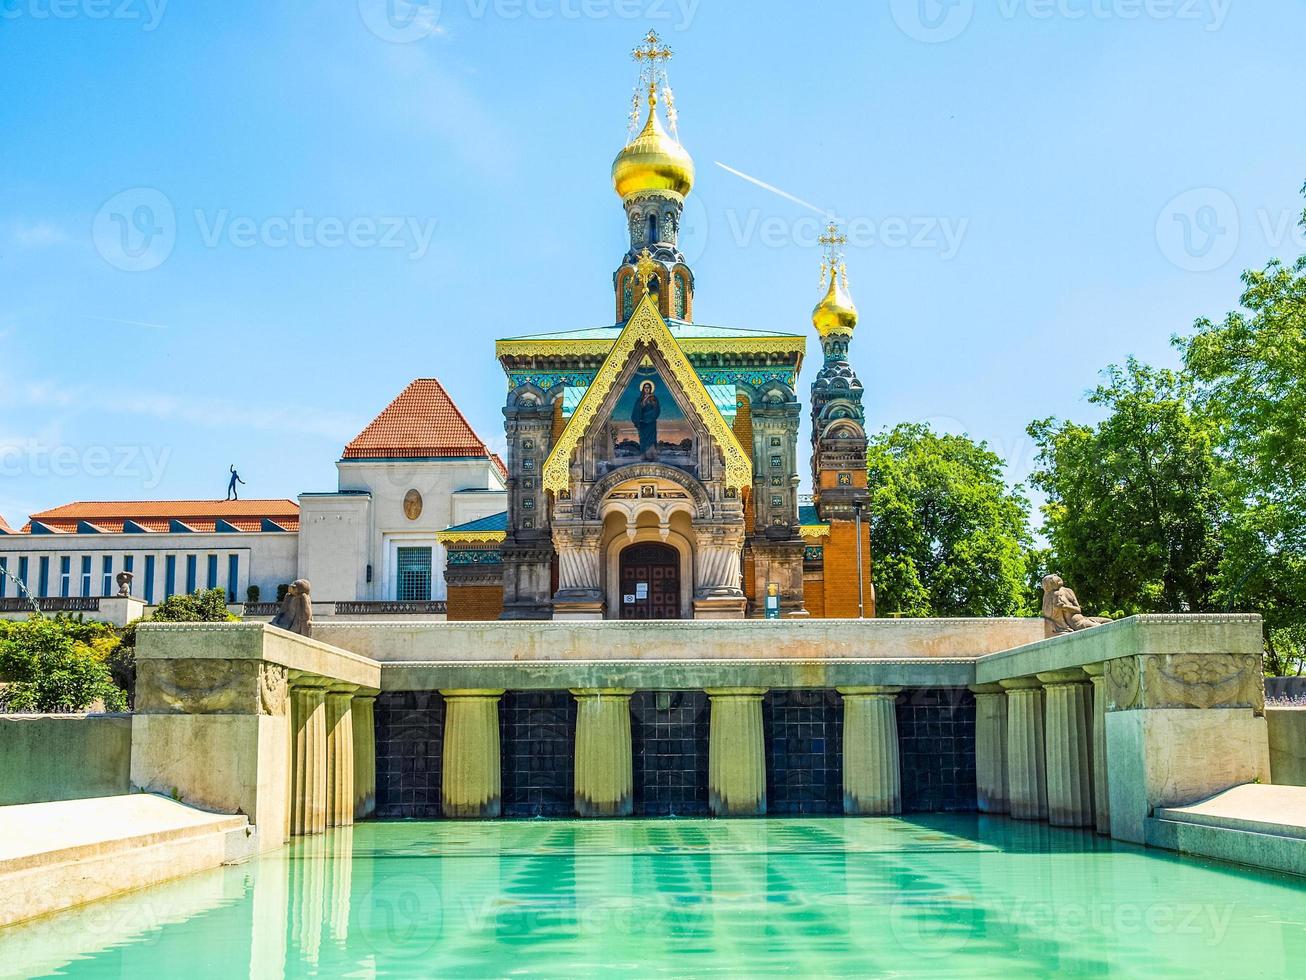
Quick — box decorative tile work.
[631,691,710,816]
[764,690,843,815]
[895,688,977,813]
[374,692,444,819]
[500,691,577,818]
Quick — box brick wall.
[803,569,826,619]
[820,519,875,618]
[446,584,504,621]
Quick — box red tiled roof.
[0,514,12,534]
[344,380,503,480]
[19,500,300,534]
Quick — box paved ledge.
[380,658,978,692]
[975,614,1264,684]
[136,622,380,690]
[1147,784,1306,878]
[0,794,255,927]
[317,618,1043,665]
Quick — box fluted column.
[440,690,504,819]
[706,688,767,816]
[838,687,901,815]
[352,692,378,821]
[325,684,356,828]
[1081,662,1110,834]
[1038,669,1094,827]
[571,689,634,817]
[1001,677,1047,821]
[970,683,1009,814]
[291,677,330,837]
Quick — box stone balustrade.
[125,614,1269,854]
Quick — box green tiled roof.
[500,321,803,342]
[442,511,508,534]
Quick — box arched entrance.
[618,542,681,620]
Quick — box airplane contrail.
[713,162,841,222]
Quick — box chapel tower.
[610,31,696,323]
[809,223,874,616]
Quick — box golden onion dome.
[611,94,695,200]
[812,273,859,337]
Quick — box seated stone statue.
[271,579,313,638]
[115,570,133,598]
[1041,575,1112,638]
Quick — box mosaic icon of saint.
[631,380,661,456]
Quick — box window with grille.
[395,547,432,601]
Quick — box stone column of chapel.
[1038,669,1095,828]
[324,684,357,828]
[440,690,505,819]
[571,689,635,817]
[1000,677,1048,821]
[351,692,378,821]
[290,676,331,837]
[706,688,768,816]
[837,687,902,815]
[969,683,1010,815]
[1079,662,1111,834]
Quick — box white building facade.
[0,379,505,622]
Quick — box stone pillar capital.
[1080,661,1107,678]
[569,688,636,699]
[704,687,768,699]
[837,686,902,699]
[438,689,507,700]
[1036,668,1090,687]
[289,673,332,691]
[968,683,1007,696]
[999,677,1043,692]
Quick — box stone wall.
[0,714,131,805]
[1267,707,1306,786]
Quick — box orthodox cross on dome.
[635,248,658,294]
[818,221,849,290]
[628,29,679,139]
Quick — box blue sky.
[2,0,1304,529]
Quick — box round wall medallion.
[403,489,423,521]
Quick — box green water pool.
[5,816,1305,978]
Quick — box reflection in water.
[5,817,1306,978]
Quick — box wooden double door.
[618,543,681,620]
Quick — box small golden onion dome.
[612,95,695,200]
[812,273,858,337]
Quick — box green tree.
[1027,359,1225,616]
[0,618,126,713]
[1178,191,1306,672]
[867,423,1034,617]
